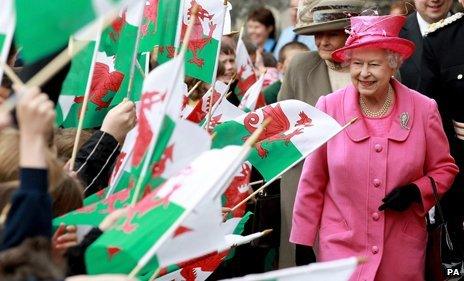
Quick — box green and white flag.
[180,0,225,84]
[14,0,140,63]
[213,100,344,182]
[204,97,244,131]
[85,145,244,275]
[0,0,15,82]
[221,257,359,281]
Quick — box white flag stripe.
[238,73,265,111]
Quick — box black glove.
[295,244,316,266]
[379,183,421,212]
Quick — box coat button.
[458,74,463,80]
[373,179,381,187]
[374,144,383,152]
[372,246,379,254]
[372,212,380,221]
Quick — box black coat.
[419,14,464,218]
[399,13,423,90]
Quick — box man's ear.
[277,62,284,73]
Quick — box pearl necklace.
[359,86,393,118]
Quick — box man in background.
[399,0,453,89]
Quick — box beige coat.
[277,51,333,268]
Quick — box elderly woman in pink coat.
[290,15,459,281]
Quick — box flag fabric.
[212,100,344,182]
[84,145,245,275]
[180,0,225,84]
[234,38,257,100]
[181,80,229,123]
[14,0,139,63]
[238,73,266,112]
[0,0,15,82]
[220,257,359,281]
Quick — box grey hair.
[341,49,404,70]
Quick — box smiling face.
[350,48,396,98]
[314,30,348,61]
[246,20,273,48]
[414,0,453,23]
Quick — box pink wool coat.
[290,79,458,281]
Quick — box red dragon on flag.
[181,0,217,68]
[242,104,310,158]
[73,62,124,110]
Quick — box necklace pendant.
[400,112,410,130]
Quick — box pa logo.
[445,268,462,277]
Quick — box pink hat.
[332,15,415,63]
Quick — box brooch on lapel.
[400,112,410,130]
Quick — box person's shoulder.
[316,86,348,110]
[288,51,323,72]
[425,12,464,37]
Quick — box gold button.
[458,74,463,80]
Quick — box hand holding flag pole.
[229,117,359,213]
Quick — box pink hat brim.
[331,37,415,63]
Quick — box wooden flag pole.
[187,81,202,97]
[0,63,25,114]
[68,21,105,172]
[126,2,146,99]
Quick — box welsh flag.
[85,145,246,275]
[14,0,140,63]
[0,0,15,82]
[234,37,257,100]
[140,0,184,63]
[221,257,360,281]
[212,100,344,183]
[238,73,266,112]
[180,0,225,84]
[181,80,229,123]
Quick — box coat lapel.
[307,56,332,102]
[387,79,414,142]
[343,84,370,142]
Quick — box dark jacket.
[419,13,464,261]
[399,13,423,90]
[0,169,52,251]
[75,130,120,197]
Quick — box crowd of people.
[0,0,463,280]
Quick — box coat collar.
[343,79,414,142]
